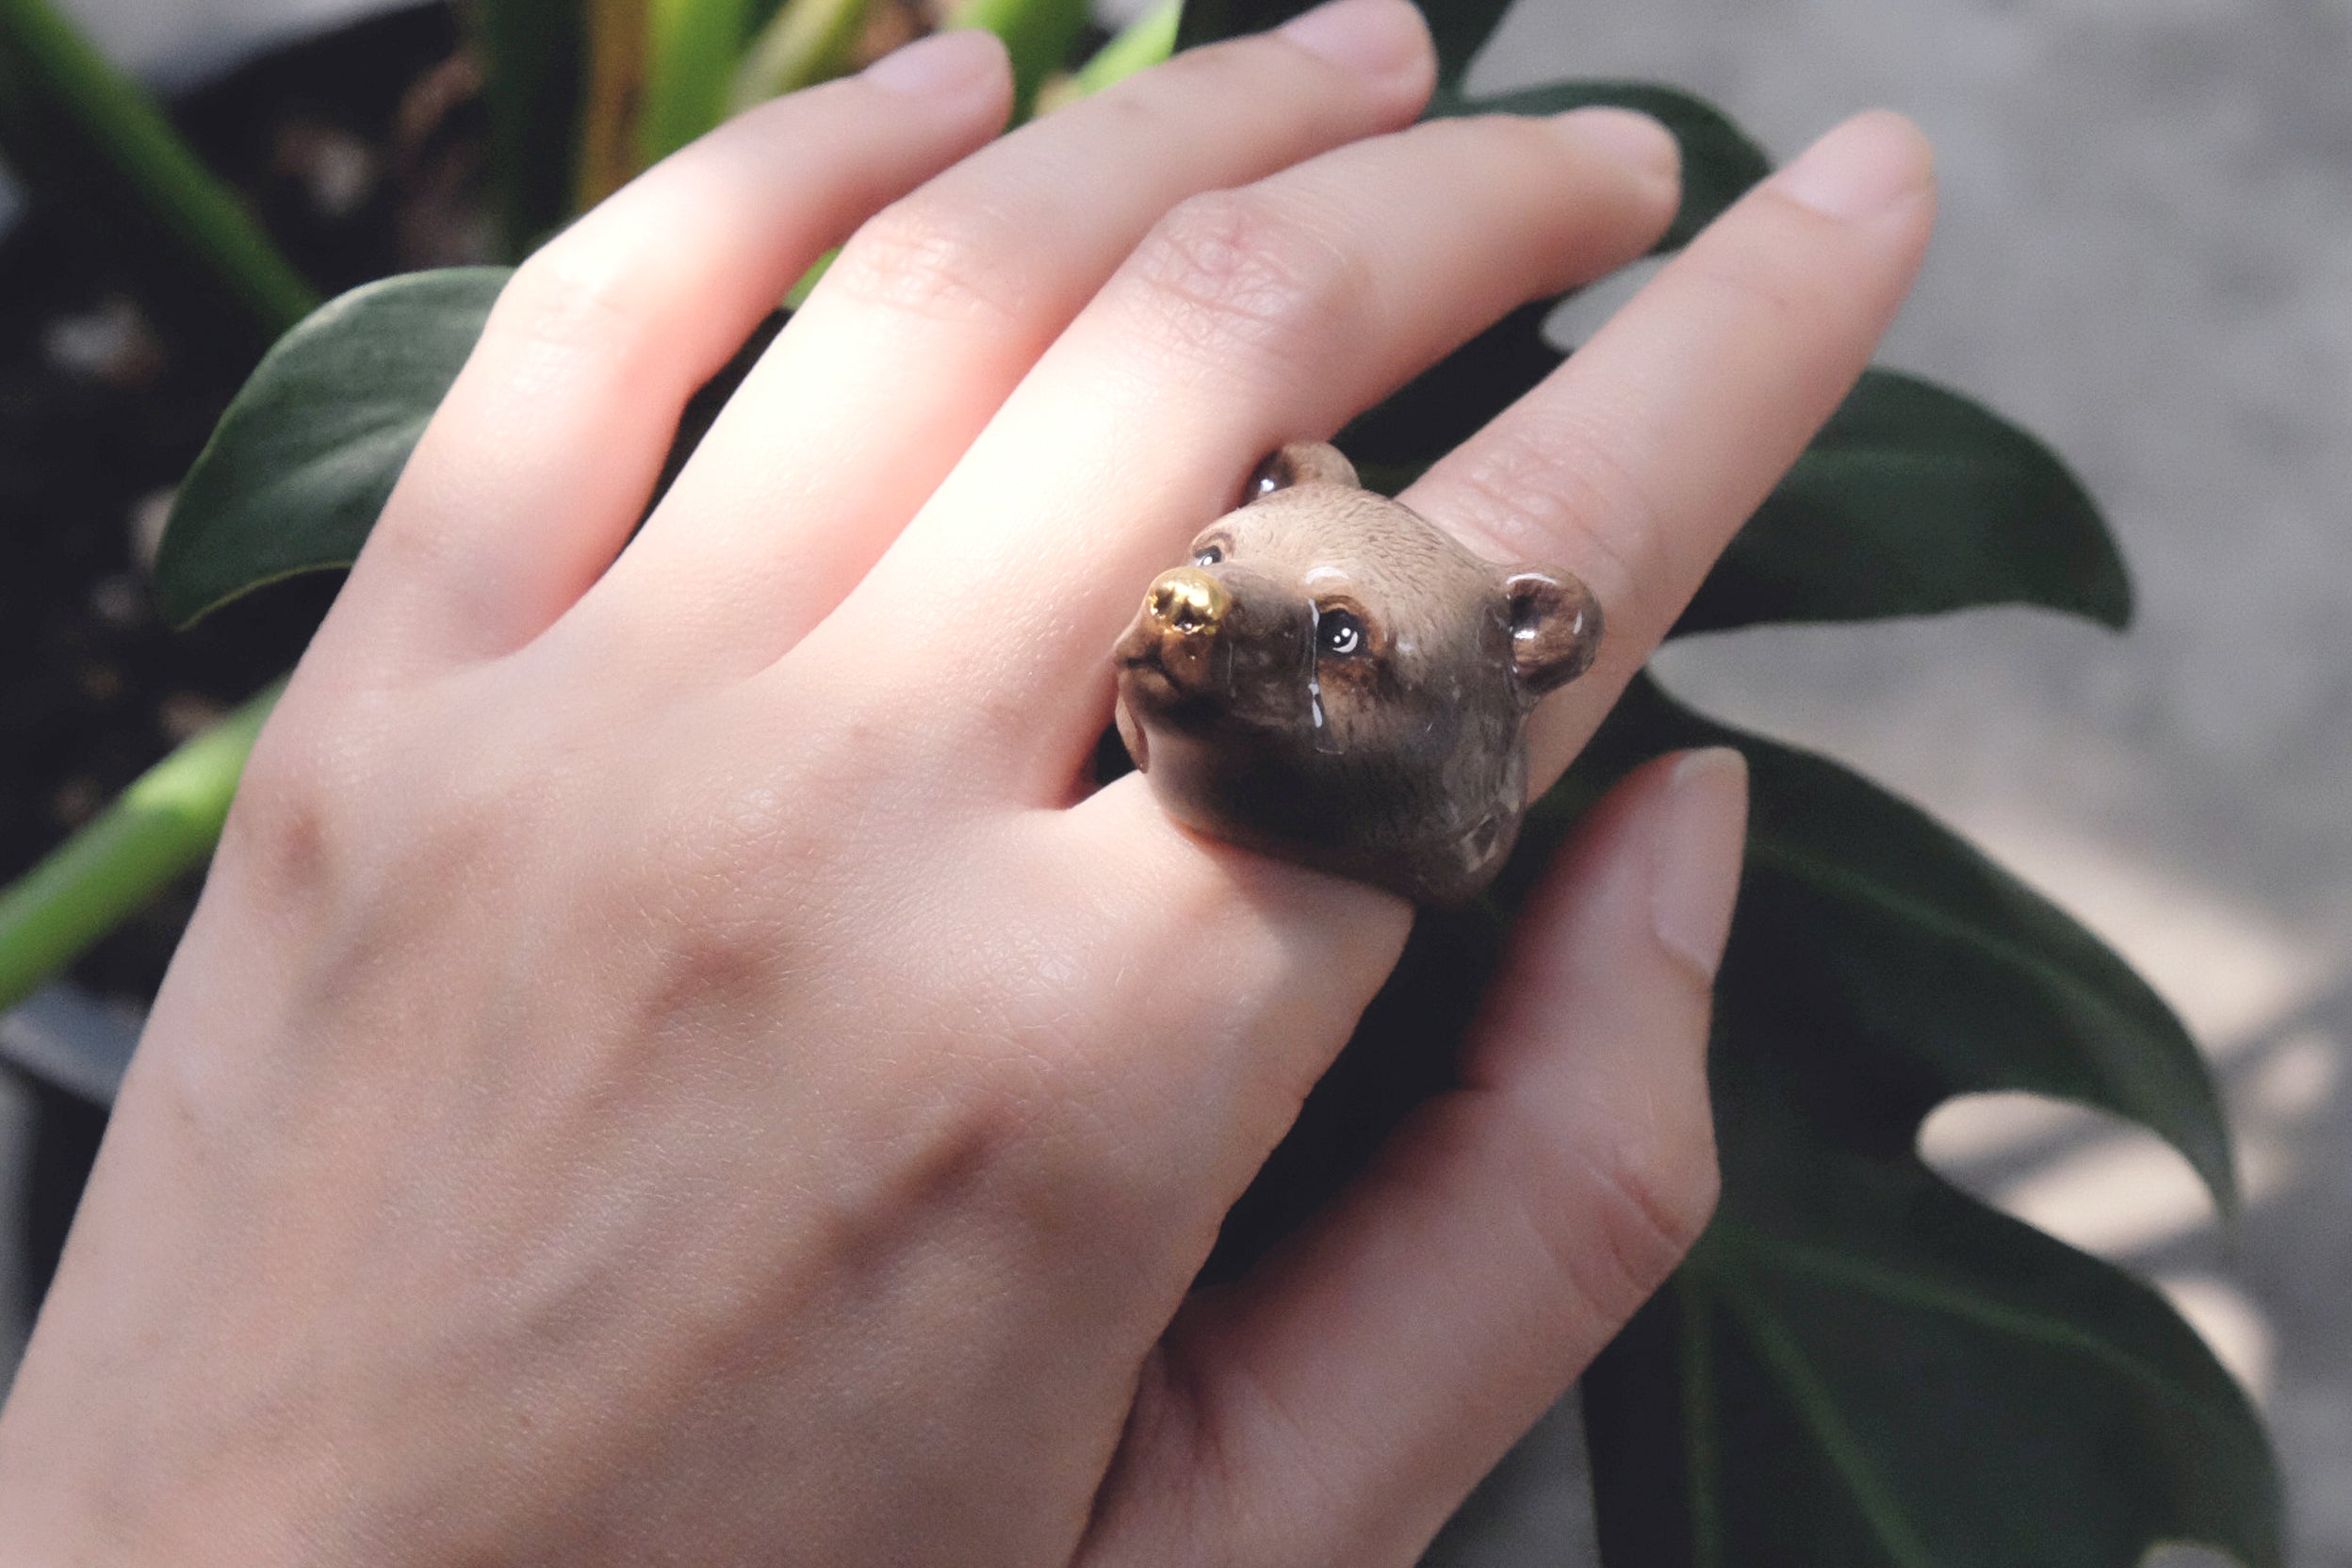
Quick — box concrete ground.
[5,0,2346,1560]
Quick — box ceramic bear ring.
[1112,442,1603,906]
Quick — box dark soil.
[2,4,494,1319]
[1,2,490,1008]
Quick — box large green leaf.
[1544,675,2233,1208]
[1428,80,1770,252]
[1677,368,2132,636]
[1177,0,1508,89]
[156,268,510,628]
[1218,670,2270,1563]
[1544,678,2275,1568]
[1584,1134,2281,1568]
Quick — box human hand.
[0,4,1932,1561]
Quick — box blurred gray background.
[3,0,2345,1560]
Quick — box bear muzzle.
[1118,566,1232,699]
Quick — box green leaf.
[0,0,318,335]
[1176,0,1508,88]
[1428,80,1770,252]
[1533,681,2278,1566]
[470,0,589,256]
[157,268,510,628]
[1584,1136,2282,1568]
[1678,369,2132,636]
[1544,675,2233,1209]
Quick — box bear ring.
[1112,442,1603,906]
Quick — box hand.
[0,3,1932,1561]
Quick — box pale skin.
[0,2,1935,1561]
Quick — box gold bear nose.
[1144,567,1230,637]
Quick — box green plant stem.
[946,0,1089,117]
[470,0,588,258]
[1070,0,1176,95]
[0,0,316,334]
[640,0,757,164]
[0,680,283,1017]
[729,0,870,109]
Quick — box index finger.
[1401,109,1937,788]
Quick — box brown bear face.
[1112,443,1602,906]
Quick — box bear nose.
[1144,567,1230,637]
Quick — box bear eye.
[1316,608,1368,658]
[1192,543,1223,565]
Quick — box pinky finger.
[1083,748,1747,1567]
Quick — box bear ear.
[1503,568,1604,696]
[1245,442,1360,503]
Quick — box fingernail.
[1276,0,1429,78]
[862,27,1005,96]
[1650,747,1749,980]
[1771,109,1933,220]
[1553,106,1681,185]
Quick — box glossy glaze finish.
[1112,444,1601,905]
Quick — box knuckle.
[825,194,1035,325]
[1444,423,1676,614]
[1126,188,1365,367]
[495,241,650,368]
[1676,245,1819,333]
[1560,1115,1719,1315]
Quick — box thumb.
[1083,747,1747,1568]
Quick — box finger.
[806,105,1683,799]
[585,0,1437,677]
[1402,110,1936,788]
[1081,748,1745,1567]
[323,34,1012,678]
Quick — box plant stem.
[945,0,1089,119]
[639,0,757,165]
[576,0,651,209]
[0,0,316,335]
[471,0,589,258]
[730,0,870,110]
[1070,0,1176,96]
[0,680,283,1018]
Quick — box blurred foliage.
[0,0,2283,1560]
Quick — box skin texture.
[1112,440,1601,905]
[0,4,1935,1563]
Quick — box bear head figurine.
[1112,442,1603,906]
